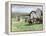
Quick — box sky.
[12,5,42,13]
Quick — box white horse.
[28,8,43,24]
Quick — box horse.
[28,8,43,24]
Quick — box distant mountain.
[12,12,30,16]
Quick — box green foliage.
[11,17,43,32]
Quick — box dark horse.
[28,19,32,24]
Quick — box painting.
[5,2,45,34]
[11,4,43,32]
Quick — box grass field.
[11,18,43,32]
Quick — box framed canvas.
[5,1,45,35]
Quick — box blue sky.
[12,5,42,13]
[12,5,32,13]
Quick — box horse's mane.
[29,11,36,16]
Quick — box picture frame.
[5,1,45,35]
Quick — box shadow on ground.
[24,23,34,26]
[24,23,42,26]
